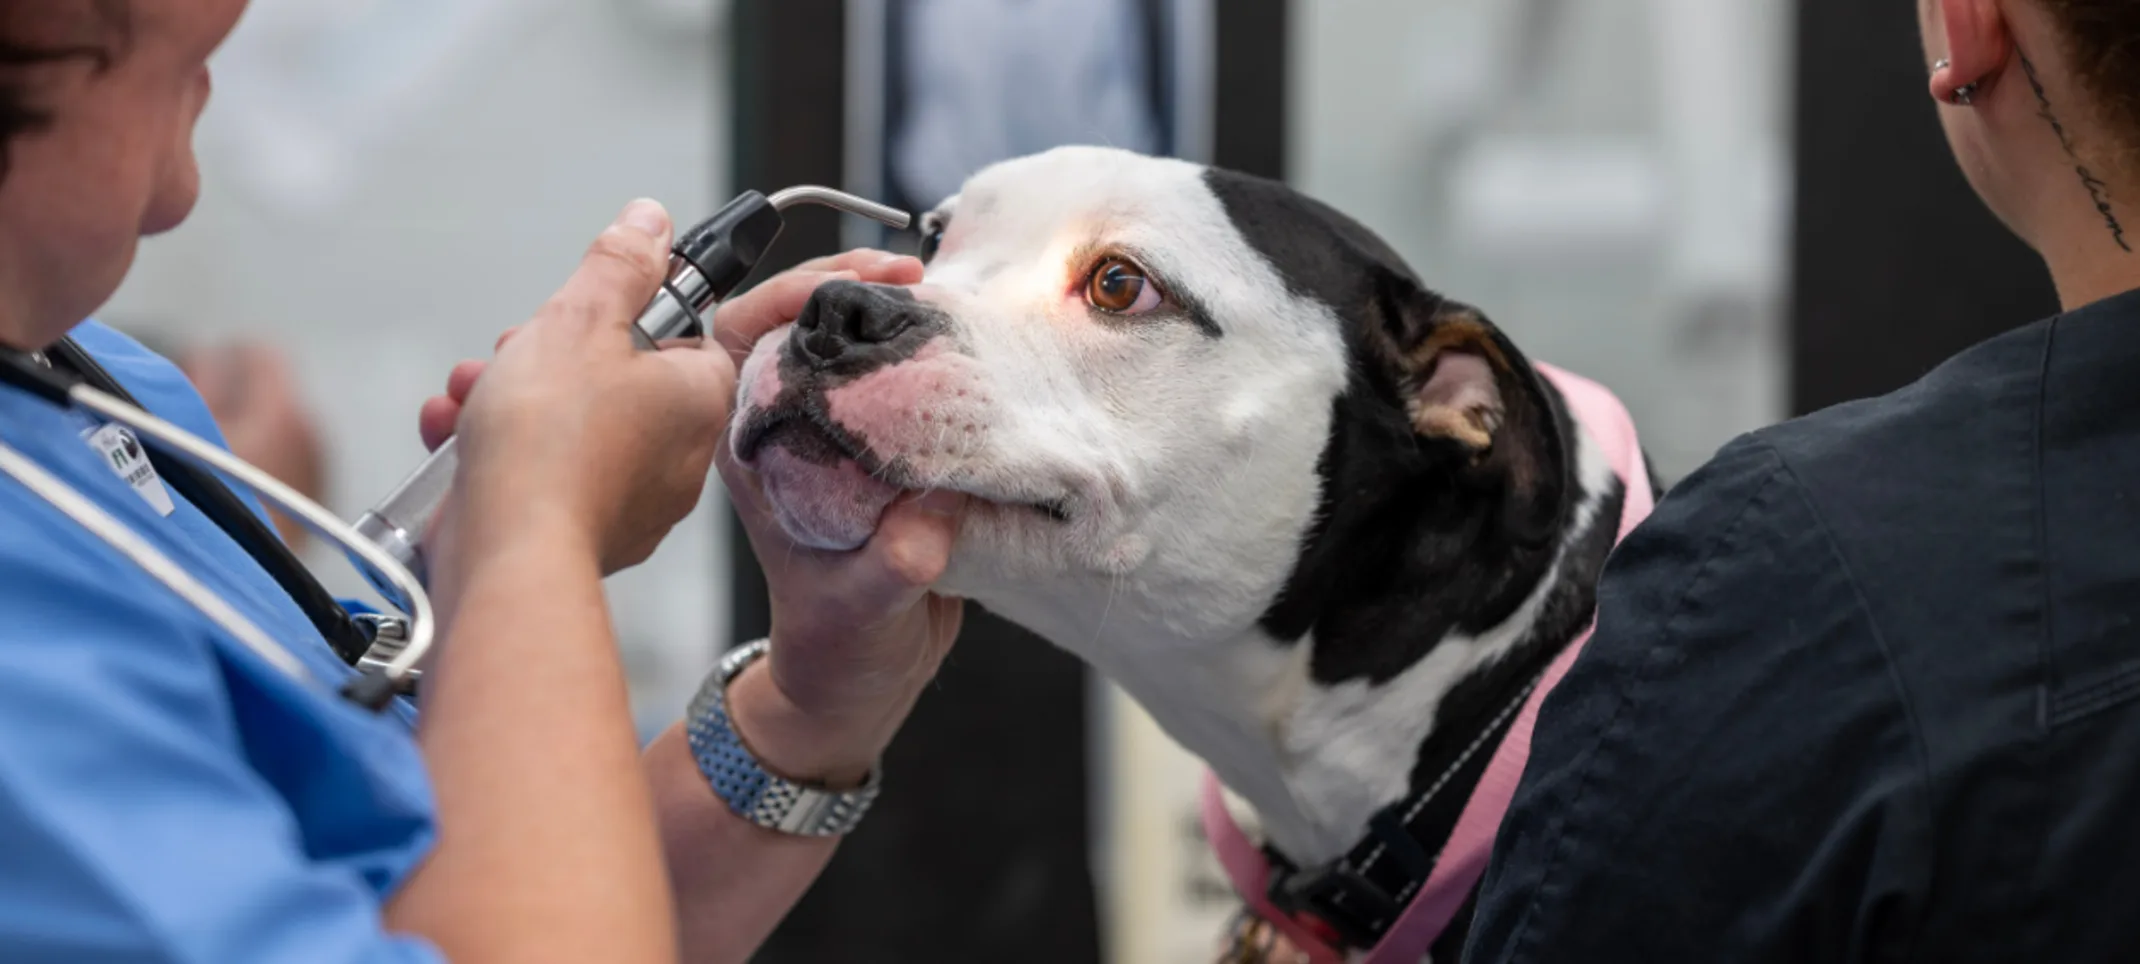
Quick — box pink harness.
[1201,363,1656,963]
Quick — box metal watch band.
[684,639,882,837]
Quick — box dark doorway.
[724,3,1287,961]
[728,4,1099,960]
[1789,0,2057,414]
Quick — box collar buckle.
[1264,793,1448,950]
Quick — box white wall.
[1293,0,1794,478]
[105,0,730,735]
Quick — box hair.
[0,2,128,180]
[2037,1,2140,157]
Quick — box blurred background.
[101,0,2057,960]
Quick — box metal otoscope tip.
[766,186,912,230]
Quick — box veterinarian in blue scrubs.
[1465,2,2140,961]
[0,3,964,962]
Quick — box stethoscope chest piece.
[352,613,422,695]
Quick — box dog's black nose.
[788,280,935,372]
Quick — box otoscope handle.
[352,443,455,614]
[348,255,723,610]
[352,187,911,613]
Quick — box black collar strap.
[1263,670,1541,950]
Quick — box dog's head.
[731,146,1571,656]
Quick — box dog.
[731,146,1656,962]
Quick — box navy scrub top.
[1465,286,2140,961]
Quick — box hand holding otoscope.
[332,188,910,690]
[352,188,910,618]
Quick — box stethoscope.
[0,186,908,712]
[0,338,432,709]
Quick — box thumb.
[545,199,674,335]
[850,490,967,605]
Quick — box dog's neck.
[974,418,1619,866]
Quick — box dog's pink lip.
[746,424,1074,524]
[741,401,1076,523]
[736,405,868,467]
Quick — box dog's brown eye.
[1086,257,1161,314]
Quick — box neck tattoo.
[2020,54,2133,254]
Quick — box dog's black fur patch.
[1210,162,1620,808]
[1207,169,1593,685]
[1207,165,1625,949]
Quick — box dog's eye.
[1086,257,1161,315]
[919,226,945,262]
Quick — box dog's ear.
[1369,271,1569,541]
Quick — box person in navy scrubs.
[1466,2,2140,960]
[0,3,964,962]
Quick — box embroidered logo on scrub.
[82,422,175,517]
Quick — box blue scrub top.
[0,323,442,963]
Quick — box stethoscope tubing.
[0,361,433,710]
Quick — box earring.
[1932,58,1979,106]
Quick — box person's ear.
[1932,0,2013,104]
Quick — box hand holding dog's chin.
[723,477,970,787]
[706,247,952,786]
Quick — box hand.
[710,250,967,788]
[424,200,731,576]
[424,245,960,785]
[179,342,325,549]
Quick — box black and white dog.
[732,146,1649,962]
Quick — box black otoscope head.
[676,190,787,303]
[672,187,913,306]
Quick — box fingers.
[763,490,963,641]
[711,269,859,362]
[419,395,460,452]
[419,360,488,450]
[868,255,926,287]
[648,340,737,421]
[709,250,924,362]
[862,490,967,597]
[544,199,675,336]
[794,249,926,284]
[446,360,486,404]
[725,473,966,622]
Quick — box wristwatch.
[684,639,882,837]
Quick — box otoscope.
[352,187,911,615]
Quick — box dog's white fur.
[735,146,1607,865]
